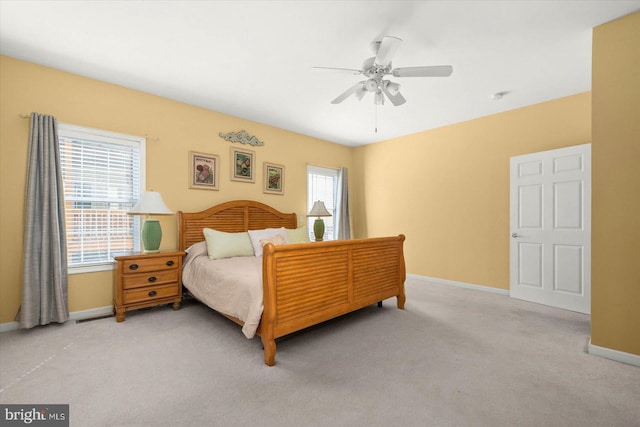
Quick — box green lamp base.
[313,218,325,242]
[141,219,162,253]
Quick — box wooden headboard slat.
[178,200,297,251]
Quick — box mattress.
[182,242,263,338]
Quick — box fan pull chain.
[374,104,378,133]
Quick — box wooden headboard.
[178,200,297,251]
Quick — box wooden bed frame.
[178,200,406,366]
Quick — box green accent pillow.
[203,228,255,260]
[285,226,311,244]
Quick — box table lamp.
[128,191,173,253]
[307,201,332,242]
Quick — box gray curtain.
[18,112,69,328]
[336,167,351,240]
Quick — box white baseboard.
[68,305,114,321]
[0,321,19,333]
[0,305,113,333]
[407,273,510,296]
[588,339,640,367]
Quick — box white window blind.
[58,124,145,272]
[307,165,338,241]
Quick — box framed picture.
[263,162,285,195]
[189,151,220,190]
[230,147,255,183]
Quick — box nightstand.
[113,250,184,322]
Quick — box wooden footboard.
[260,235,406,366]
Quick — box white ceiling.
[1,1,638,146]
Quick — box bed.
[178,200,406,366]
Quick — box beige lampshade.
[307,201,331,217]
[128,191,173,215]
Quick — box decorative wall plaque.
[219,130,264,146]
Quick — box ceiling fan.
[314,36,453,106]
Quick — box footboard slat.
[260,235,406,366]
[277,284,349,302]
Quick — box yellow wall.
[0,55,352,323]
[591,12,640,356]
[353,93,591,289]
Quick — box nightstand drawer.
[123,283,180,305]
[114,250,184,322]
[122,270,179,290]
[121,256,181,274]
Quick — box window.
[58,124,145,273]
[307,165,338,241]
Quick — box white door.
[510,144,591,314]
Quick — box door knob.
[511,233,520,238]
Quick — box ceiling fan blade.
[331,82,366,104]
[313,66,363,75]
[392,65,453,78]
[381,84,406,106]
[374,36,402,68]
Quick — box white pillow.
[248,227,289,257]
[203,228,255,260]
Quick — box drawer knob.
[166,260,175,266]
[129,264,139,270]
[148,276,157,283]
[148,290,157,297]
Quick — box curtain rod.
[19,113,159,141]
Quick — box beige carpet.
[1,278,638,427]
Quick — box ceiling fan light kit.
[374,91,384,105]
[314,35,454,108]
[365,79,378,92]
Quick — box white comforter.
[182,242,263,338]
